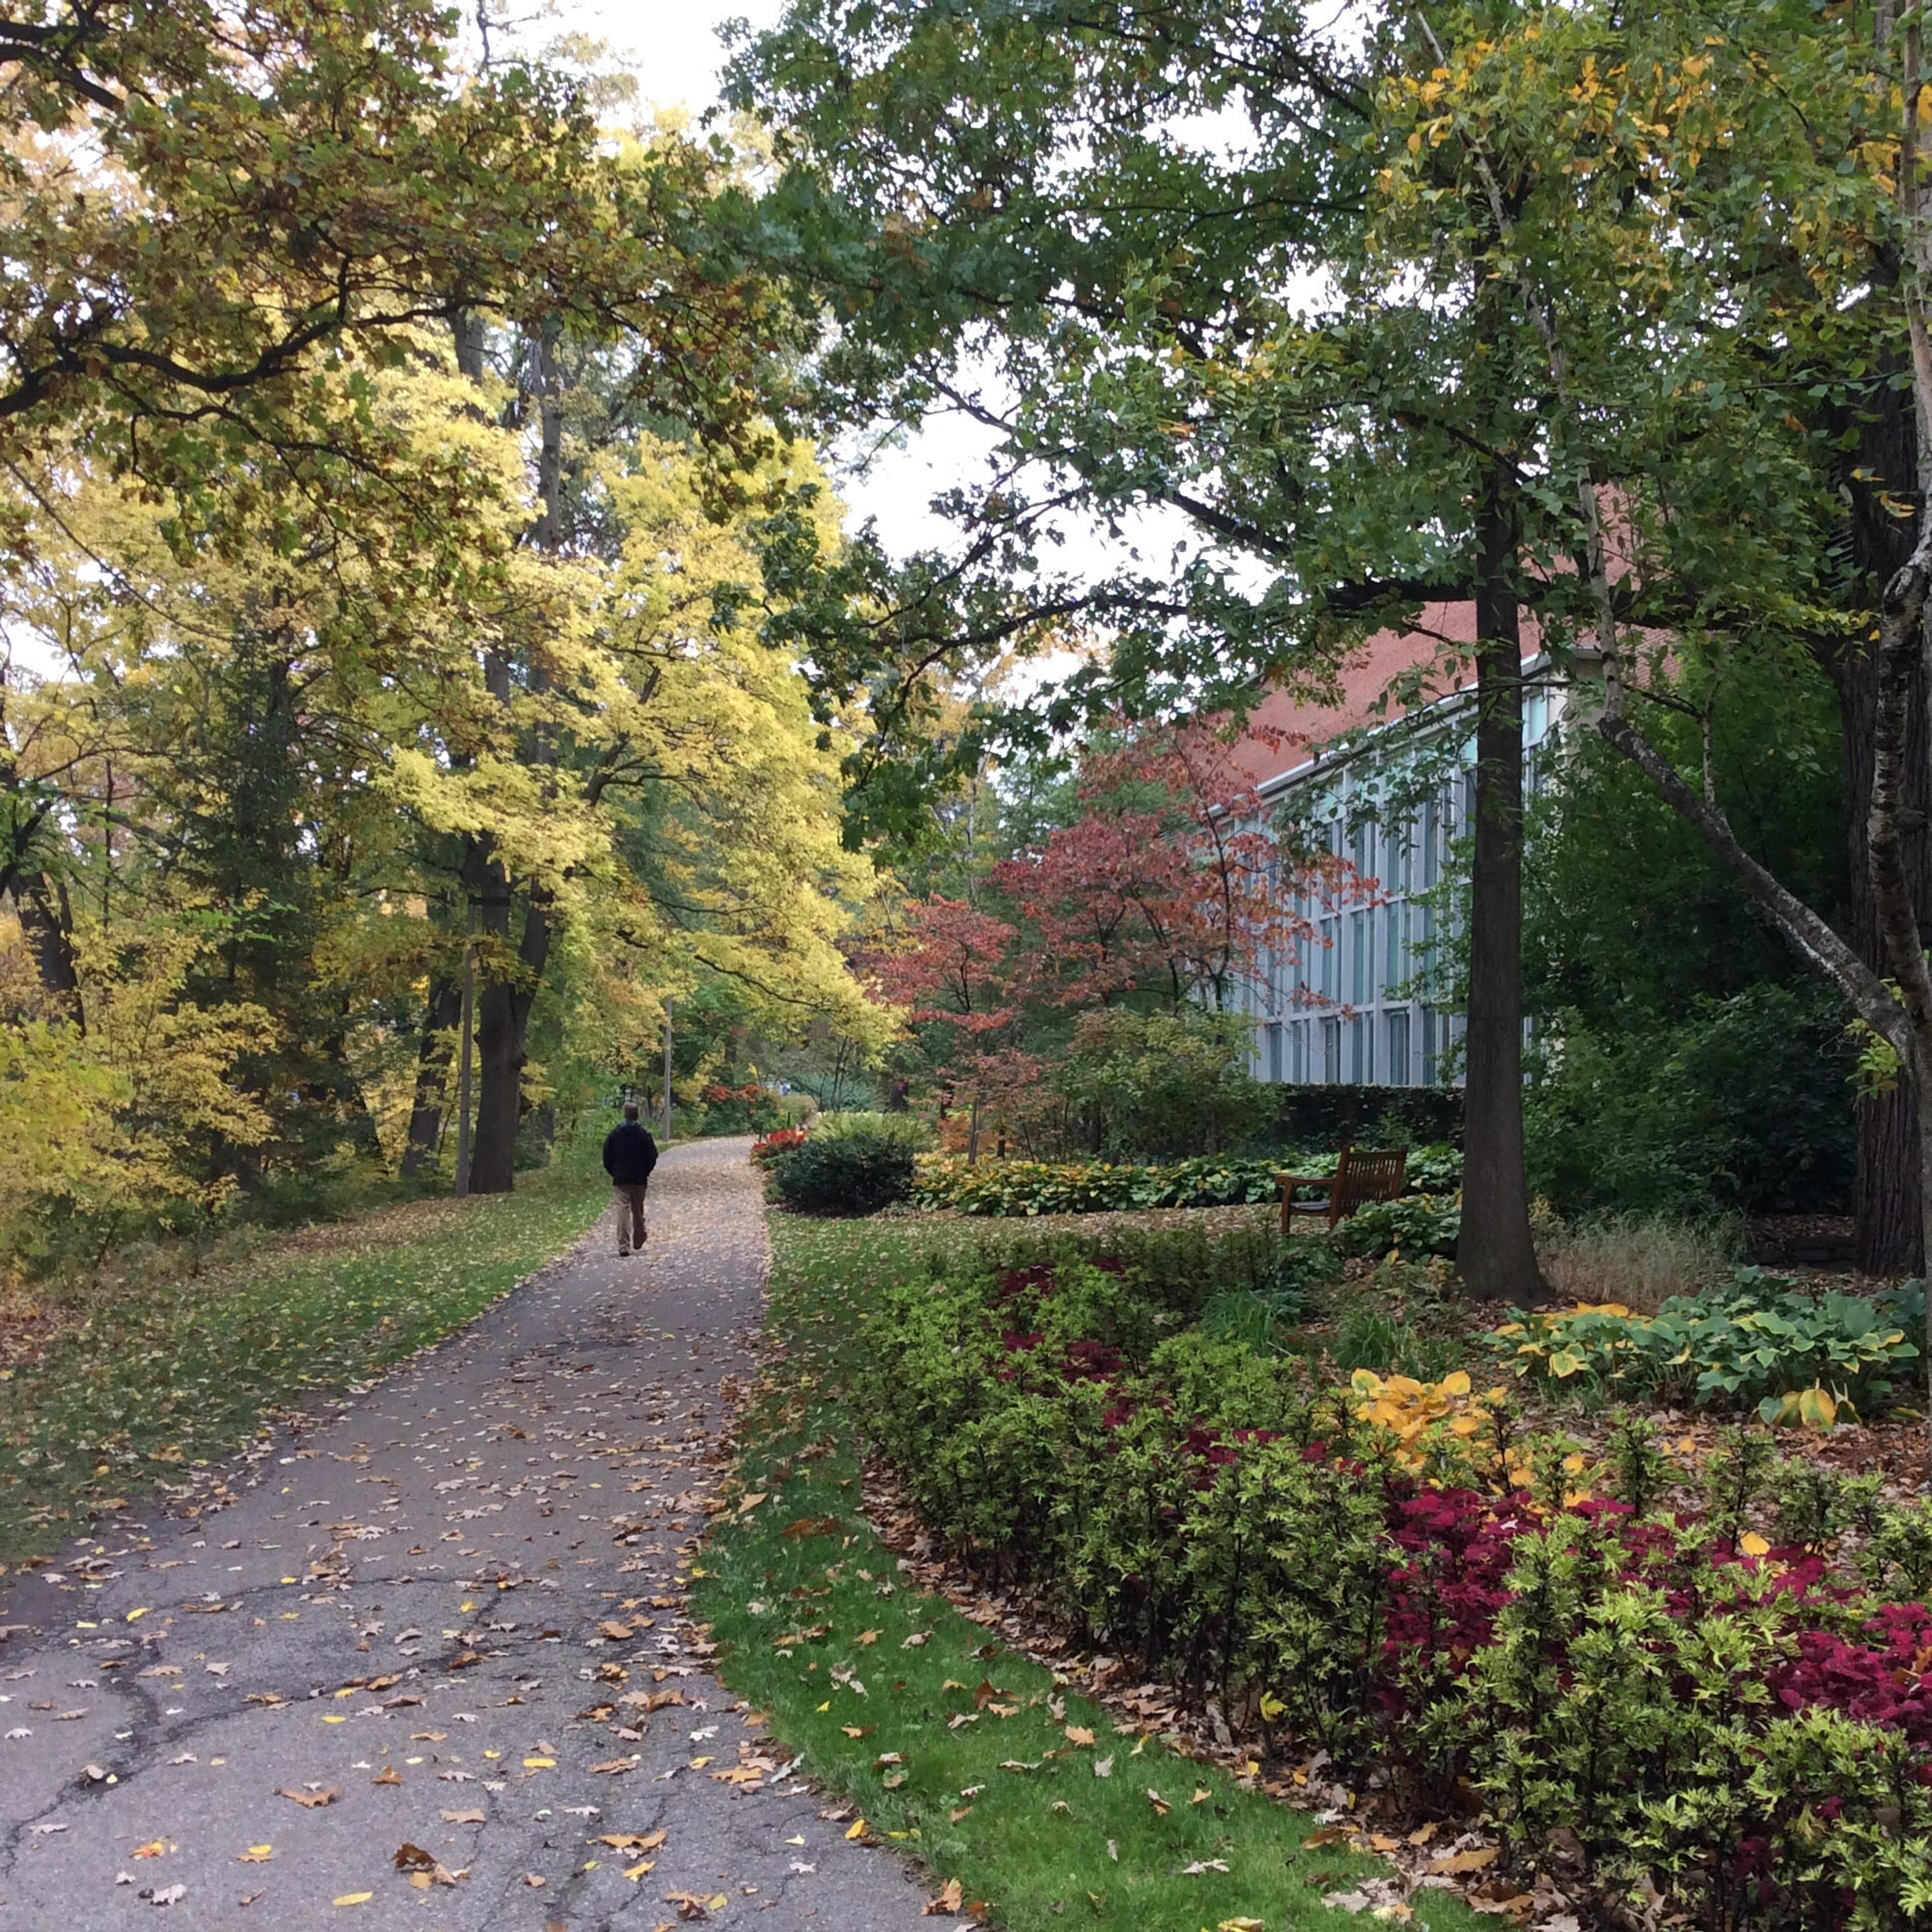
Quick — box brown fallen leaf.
[645,1688,686,1713]
[1432,1848,1501,1875]
[599,1830,668,1854]
[1145,1787,1171,1817]
[440,1808,486,1826]
[588,1756,640,1776]
[1064,1725,1095,1748]
[277,1786,339,1809]
[598,1621,634,1642]
[924,1876,965,1916]
[371,1766,401,1787]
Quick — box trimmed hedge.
[913,1144,1463,1219]
[1265,1082,1465,1149]
[855,1247,1932,1929]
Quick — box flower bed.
[857,1250,1932,1926]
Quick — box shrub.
[1498,1272,1921,1416]
[751,1127,807,1163]
[911,1144,1460,1219]
[765,1112,930,1215]
[1524,983,1857,1220]
[1053,1006,1274,1158]
[845,1240,1932,1927]
[1330,1192,1462,1260]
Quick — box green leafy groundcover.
[693,1215,1494,1932]
[1500,1273,1925,1416]
[842,1229,1932,1930]
[0,1157,610,1563]
[912,1144,1461,1218]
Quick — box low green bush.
[912,1143,1461,1218]
[1499,1271,1922,1417]
[1330,1191,1462,1259]
[765,1111,932,1216]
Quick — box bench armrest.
[1276,1173,1332,1190]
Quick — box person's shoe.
[618,1247,630,1258]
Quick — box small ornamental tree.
[871,719,1354,1154]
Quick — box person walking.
[602,1099,659,1256]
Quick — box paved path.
[0,1141,938,1931]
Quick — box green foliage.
[912,1144,1459,1219]
[1525,983,1858,1220]
[912,1152,1280,1215]
[770,1212,1932,1929]
[1500,1273,1920,1415]
[1330,1192,1463,1260]
[693,1220,1481,1932]
[1054,1006,1272,1158]
[766,1112,930,1215]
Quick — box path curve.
[0,1140,938,1930]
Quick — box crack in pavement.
[0,1140,943,1930]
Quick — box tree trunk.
[13,875,83,1026]
[1822,343,1931,1271]
[1459,475,1548,1303]
[468,861,553,1195]
[399,973,461,1176]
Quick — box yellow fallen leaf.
[1739,1531,1770,1558]
[624,1859,656,1880]
[1192,1787,1213,1806]
[847,1818,870,1840]
[132,1840,168,1859]
[237,1846,273,1864]
[523,1756,556,1769]
[1431,1847,1499,1874]
[332,1894,373,1908]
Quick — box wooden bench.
[1276,1145,1408,1235]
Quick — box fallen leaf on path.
[371,1767,401,1787]
[138,1884,186,1907]
[924,1876,964,1915]
[278,1787,339,1809]
[132,1840,168,1859]
[601,1830,668,1854]
[331,1894,373,1909]
[236,1847,273,1864]
[439,1809,486,1826]
[589,1756,639,1775]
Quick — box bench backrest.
[1331,1145,1407,1218]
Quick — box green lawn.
[0,1155,610,1564]
[693,1213,1494,1932]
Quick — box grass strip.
[0,1154,610,1562]
[693,1214,1494,1932]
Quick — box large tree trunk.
[467,846,553,1195]
[399,973,461,1176]
[1824,350,1931,1272]
[1459,475,1548,1304]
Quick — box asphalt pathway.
[0,1139,939,1931]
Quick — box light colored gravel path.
[0,1139,940,1931]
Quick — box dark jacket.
[602,1119,659,1187]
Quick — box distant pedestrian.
[886,1074,910,1112]
[602,1100,659,1256]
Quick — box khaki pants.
[614,1184,649,1254]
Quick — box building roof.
[1227,602,1547,792]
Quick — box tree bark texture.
[1460,479,1548,1304]
[399,973,462,1175]
[1825,369,1931,1271]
